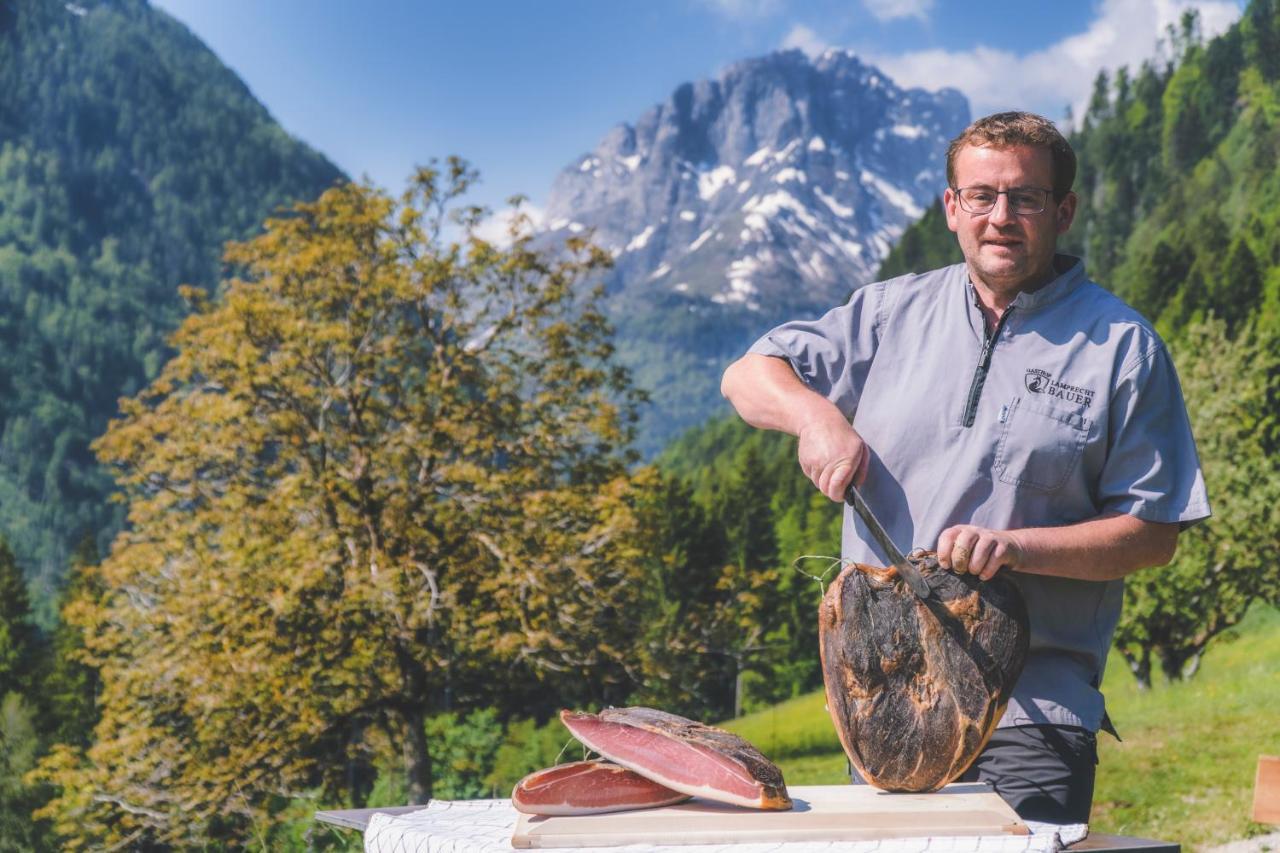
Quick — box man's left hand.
[936,525,1025,581]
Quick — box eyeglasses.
[953,186,1053,215]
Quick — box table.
[314,806,1179,852]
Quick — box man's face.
[943,144,1076,298]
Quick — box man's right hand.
[722,353,870,502]
[798,414,869,502]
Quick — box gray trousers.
[850,724,1098,824]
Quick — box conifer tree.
[0,539,35,698]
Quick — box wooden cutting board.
[512,782,1028,848]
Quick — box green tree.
[1242,0,1280,81]
[31,164,650,848]
[0,540,50,851]
[874,198,963,281]
[0,693,49,852]
[1210,237,1264,332]
[709,445,782,718]
[42,535,103,749]
[1113,318,1280,687]
[0,539,36,698]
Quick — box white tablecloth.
[363,799,1088,853]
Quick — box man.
[721,111,1209,823]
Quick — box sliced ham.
[511,759,691,815]
[559,707,791,810]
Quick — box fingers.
[969,536,997,577]
[936,526,1022,580]
[936,526,959,569]
[797,421,868,502]
[817,458,856,502]
[853,442,871,486]
[949,528,980,574]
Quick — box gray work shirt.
[749,255,1210,731]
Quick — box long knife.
[844,482,931,600]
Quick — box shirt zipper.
[962,306,1014,428]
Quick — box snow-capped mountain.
[542,48,970,454]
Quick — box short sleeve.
[1097,344,1211,527]
[746,282,884,418]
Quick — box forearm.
[720,353,847,436]
[1012,513,1179,581]
[939,512,1180,583]
[722,353,868,500]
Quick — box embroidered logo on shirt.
[1025,368,1095,408]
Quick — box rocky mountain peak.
[542,49,969,454]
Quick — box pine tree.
[0,540,35,698]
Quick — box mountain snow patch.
[697,165,736,199]
[617,154,643,172]
[650,262,671,280]
[626,225,656,252]
[743,191,821,235]
[773,168,806,184]
[679,210,697,221]
[861,170,923,218]
[815,187,853,218]
[891,124,926,139]
[689,229,714,252]
[808,137,827,152]
[715,256,763,310]
[773,140,801,162]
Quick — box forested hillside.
[0,0,343,616]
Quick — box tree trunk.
[397,644,433,803]
[1183,650,1203,679]
[346,718,375,806]
[403,703,432,804]
[1159,645,1192,682]
[734,662,744,720]
[1122,647,1152,690]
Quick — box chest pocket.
[994,396,1091,492]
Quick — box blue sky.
[153,0,1242,221]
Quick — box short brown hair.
[946,111,1077,200]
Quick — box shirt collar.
[959,253,1087,316]
[1007,254,1086,312]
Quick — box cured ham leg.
[819,553,1029,792]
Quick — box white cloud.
[698,0,782,19]
[867,0,1240,124]
[863,0,934,22]
[781,24,830,58]
[472,202,545,249]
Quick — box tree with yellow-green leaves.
[32,161,656,849]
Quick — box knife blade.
[844,481,931,600]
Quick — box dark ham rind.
[560,707,792,810]
[512,759,692,815]
[819,553,1029,793]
